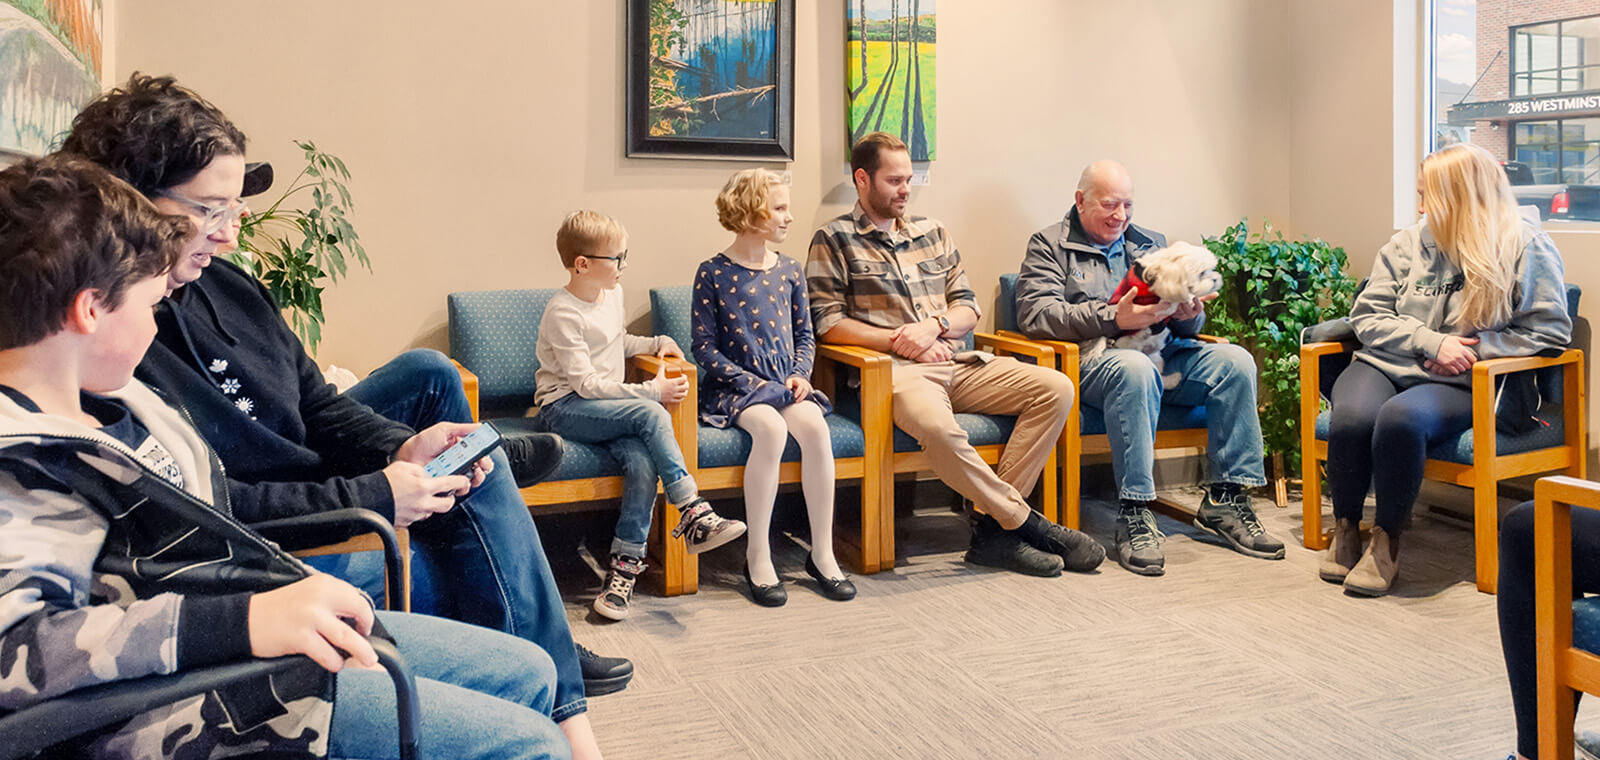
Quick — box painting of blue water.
[646,0,779,141]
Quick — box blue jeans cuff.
[664,475,697,506]
[610,538,647,558]
[1207,477,1268,488]
[552,697,588,723]
[1118,488,1158,502]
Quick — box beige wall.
[114,0,1291,374]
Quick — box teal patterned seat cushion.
[1313,408,1567,464]
[1575,596,1600,655]
[894,414,1016,452]
[487,417,621,481]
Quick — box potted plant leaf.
[1202,219,1358,499]
[227,140,367,353]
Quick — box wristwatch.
[935,314,951,334]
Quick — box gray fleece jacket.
[1350,216,1572,386]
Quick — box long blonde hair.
[1419,143,1522,331]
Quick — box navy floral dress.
[691,253,832,428]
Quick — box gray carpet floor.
[555,487,1592,759]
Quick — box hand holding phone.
[423,422,503,478]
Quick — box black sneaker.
[1022,518,1106,573]
[1116,505,1166,576]
[576,642,633,697]
[965,523,1065,577]
[502,432,564,488]
[1195,487,1286,560]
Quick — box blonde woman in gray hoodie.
[1321,142,1571,597]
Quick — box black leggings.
[1499,501,1600,758]
[1325,360,1474,535]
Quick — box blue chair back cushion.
[448,288,558,417]
[650,286,698,370]
[998,273,1020,333]
[1575,596,1600,654]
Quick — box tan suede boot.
[1343,526,1400,597]
[1318,518,1363,583]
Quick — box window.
[1514,117,1600,184]
[1428,0,1478,151]
[1512,16,1600,97]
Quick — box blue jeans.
[534,394,697,557]
[329,611,571,760]
[1077,342,1266,501]
[306,349,587,722]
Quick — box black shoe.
[965,528,1064,577]
[1017,513,1106,573]
[1195,487,1286,560]
[502,432,564,488]
[576,642,633,697]
[743,564,788,607]
[1115,505,1166,576]
[803,556,857,601]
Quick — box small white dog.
[1081,241,1222,389]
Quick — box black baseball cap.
[242,161,274,197]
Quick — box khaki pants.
[891,356,1075,529]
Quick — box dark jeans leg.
[1501,502,1600,758]
[1326,361,1396,524]
[1369,382,1473,534]
[339,348,589,721]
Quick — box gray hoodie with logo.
[1350,215,1571,387]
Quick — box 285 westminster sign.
[1449,93,1600,124]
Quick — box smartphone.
[423,422,503,479]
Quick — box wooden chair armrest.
[1300,341,1355,360]
[974,331,1053,364]
[453,360,480,422]
[1197,334,1230,344]
[628,355,698,466]
[817,343,891,368]
[1534,473,1600,755]
[1472,349,1584,379]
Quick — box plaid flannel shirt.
[806,202,981,352]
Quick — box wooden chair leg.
[1475,472,1500,595]
[395,528,411,613]
[651,496,697,597]
[1302,455,1329,550]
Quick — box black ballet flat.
[744,564,787,607]
[804,556,857,601]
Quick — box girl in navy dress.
[692,169,854,607]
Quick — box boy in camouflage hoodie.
[0,155,570,759]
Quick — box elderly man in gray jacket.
[1015,160,1284,576]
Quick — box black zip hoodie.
[135,257,413,523]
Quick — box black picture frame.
[625,0,795,161]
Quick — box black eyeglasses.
[584,250,628,268]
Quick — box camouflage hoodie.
[0,380,337,759]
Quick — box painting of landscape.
[0,0,101,158]
[847,0,935,161]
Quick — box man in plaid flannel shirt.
[805,132,1104,578]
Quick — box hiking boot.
[1021,516,1106,573]
[1344,526,1400,597]
[1116,505,1166,576]
[671,498,746,554]
[576,643,633,697]
[502,432,564,488]
[1195,487,1286,560]
[966,521,1064,577]
[1318,518,1362,583]
[593,553,645,621]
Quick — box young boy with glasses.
[534,210,745,620]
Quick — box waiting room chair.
[995,272,1224,530]
[1300,284,1585,594]
[1534,475,1600,760]
[649,285,892,574]
[448,288,698,595]
[0,637,420,760]
[254,507,411,611]
[822,323,1063,569]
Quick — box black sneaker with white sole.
[593,553,645,621]
[671,499,746,554]
[1116,505,1166,576]
[1195,488,1285,560]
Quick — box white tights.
[735,401,840,586]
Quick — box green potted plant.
[1202,219,1358,491]
[227,140,367,352]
